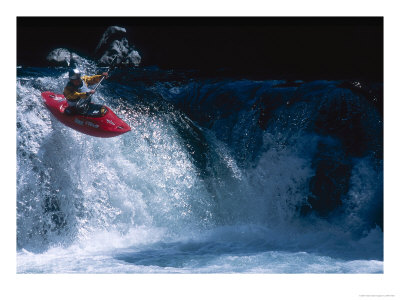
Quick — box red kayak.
[41,91,131,138]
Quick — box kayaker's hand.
[102,72,109,79]
[87,90,95,95]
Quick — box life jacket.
[64,80,91,107]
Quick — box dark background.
[17,17,383,80]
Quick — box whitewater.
[16,62,383,273]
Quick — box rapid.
[16,62,383,273]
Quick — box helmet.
[69,69,81,80]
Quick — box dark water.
[16,63,383,273]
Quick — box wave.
[16,65,383,272]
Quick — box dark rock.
[46,48,71,67]
[95,26,127,54]
[46,48,86,68]
[95,26,141,67]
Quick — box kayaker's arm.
[63,85,90,100]
[82,73,108,86]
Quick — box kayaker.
[63,69,108,115]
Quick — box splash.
[16,66,383,273]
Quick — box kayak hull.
[41,91,131,138]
